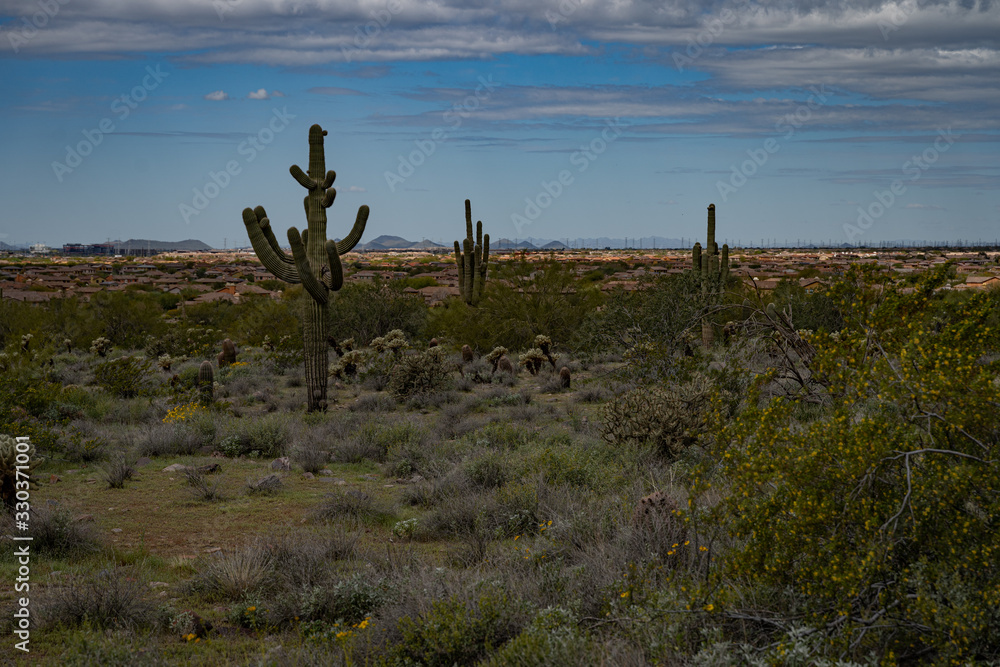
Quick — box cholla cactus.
[63,338,73,353]
[519,348,547,375]
[330,349,364,379]
[534,335,558,369]
[486,346,508,373]
[20,334,33,353]
[158,354,173,372]
[1,434,40,510]
[90,336,112,357]
[370,330,409,356]
[198,361,214,406]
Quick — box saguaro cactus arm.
[288,227,328,304]
[335,205,369,255]
[243,207,301,284]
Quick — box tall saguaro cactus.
[242,124,369,411]
[691,203,730,347]
[453,199,490,306]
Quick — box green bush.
[93,356,153,399]
[389,588,529,667]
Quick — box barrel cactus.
[218,338,237,367]
[242,123,369,411]
[198,361,214,406]
[454,199,490,306]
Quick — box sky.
[1,0,998,250]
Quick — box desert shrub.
[17,504,101,558]
[39,566,164,631]
[190,542,273,601]
[101,452,136,489]
[387,587,529,667]
[134,423,203,457]
[464,451,510,490]
[574,384,611,403]
[220,412,289,458]
[312,490,392,526]
[465,421,535,451]
[339,420,426,468]
[388,347,452,399]
[349,392,396,413]
[92,355,153,398]
[185,467,223,501]
[89,290,166,348]
[291,443,328,474]
[482,606,593,667]
[600,374,712,459]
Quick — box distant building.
[29,243,50,255]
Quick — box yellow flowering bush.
[162,401,206,424]
[700,264,1000,662]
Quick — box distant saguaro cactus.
[242,124,369,411]
[691,204,731,347]
[198,361,214,406]
[454,199,490,306]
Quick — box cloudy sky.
[1,0,998,249]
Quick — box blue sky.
[1,0,998,249]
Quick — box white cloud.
[204,90,229,101]
[345,185,367,192]
[247,88,269,99]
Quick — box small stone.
[111,528,123,533]
[75,514,94,522]
[271,457,292,472]
[361,474,378,481]
[302,472,315,479]
[134,457,153,468]
[162,463,189,473]
[150,582,170,589]
[198,463,221,474]
[204,547,222,554]
[49,474,61,483]
[318,469,334,476]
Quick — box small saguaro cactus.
[242,123,369,412]
[198,361,214,406]
[454,199,490,306]
[461,344,474,364]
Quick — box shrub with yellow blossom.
[699,264,1000,662]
